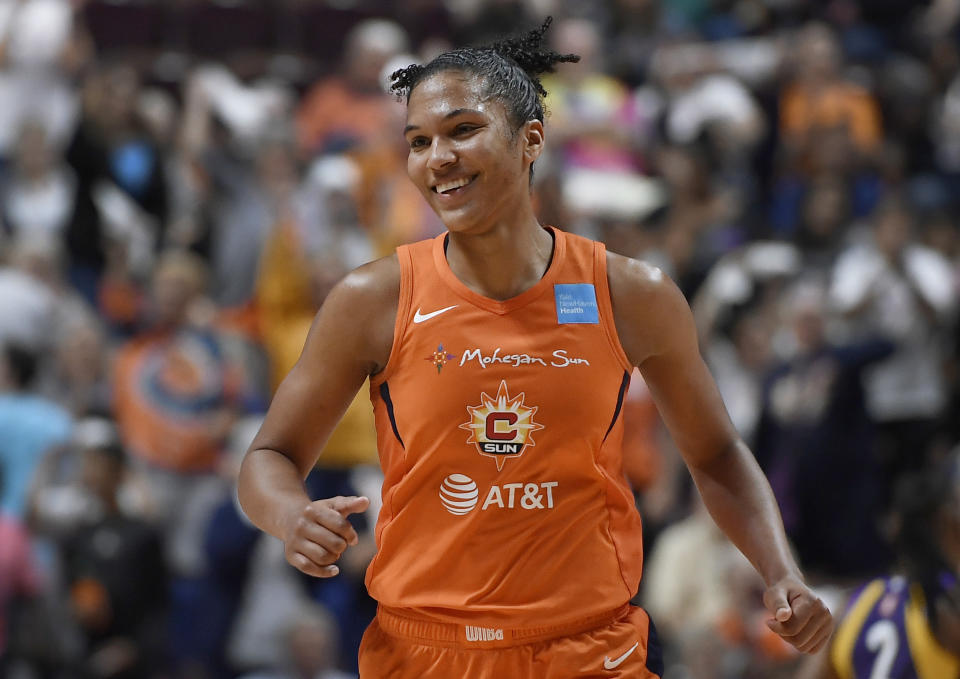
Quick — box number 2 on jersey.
[865,620,899,679]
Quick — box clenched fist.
[764,575,834,654]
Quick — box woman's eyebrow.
[404,108,484,134]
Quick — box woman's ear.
[522,119,545,165]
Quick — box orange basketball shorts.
[358,603,664,678]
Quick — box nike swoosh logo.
[413,305,458,324]
[603,641,639,670]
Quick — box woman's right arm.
[237,255,398,577]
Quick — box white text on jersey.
[460,347,590,369]
[481,482,558,510]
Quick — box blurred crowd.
[1,0,959,678]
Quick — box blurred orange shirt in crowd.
[296,78,394,156]
[113,330,239,472]
[780,81,882,151]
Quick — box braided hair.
[389,17,579,134]
[893,457,960,628]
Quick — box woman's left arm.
[607,252,833,654]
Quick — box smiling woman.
[393,19,576,251]
[237,18,833,679]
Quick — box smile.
[433,175,478,194]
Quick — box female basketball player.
[809,460,960,679]
[238,20,832,677]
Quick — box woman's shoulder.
[605,250,677,306]
[335,252,401,306]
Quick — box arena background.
[0,0,958,677]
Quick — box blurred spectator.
[296,19,408,158]
[705,309,773,445]
[0,0,88,158]
[177,65,296,308]
[349,96,446,253]
[224,532,323,677]
[655,42,765,154]
[113,249,241,475]
[754,282,895,577]
[604,0,668,87]
[44,311,112,417]
[172,417,266,679]
[0,235,60,352]
[0,461,41,673]
[448,0,541,47]
[238,603,353,679]
[649,143,741,295]
[541,17,661,226]
[291,156,377,275]
[830,196,957,496]
[693,243,804,442]
[58,433,168,679]
[29,417,125,538]
[217,135,300,309]
[644,497,795,679]
[111,249,264,593]
[877,55,939,177]
[780,23,883,164]
[256,207,362,389]
[935,66,960,173]
[3,233,96,349]
[792,173,852,271]
[1,121,76,243]
[0,343,73,518]
[65,64,169,302]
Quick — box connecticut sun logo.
[460,380,544,470]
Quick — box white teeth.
[435,176,473,194]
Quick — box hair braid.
[389,17,579,129]
[389,63,424,95]
[483,17,580,98]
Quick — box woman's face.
[403,71,542,234]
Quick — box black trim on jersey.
[602,371,630,442]
[379,382,404,449]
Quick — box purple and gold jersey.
[830,576,959,679]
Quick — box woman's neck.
[445,218,554,301]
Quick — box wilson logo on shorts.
[459,380,544,470]
[439,474,479,515]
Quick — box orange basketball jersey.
[366,226,644,627]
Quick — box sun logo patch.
[460,380,544,470]
[425,344,455,374]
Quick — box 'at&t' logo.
[438,474,479,515]
[439,474,557,515]
[460,380,544,470]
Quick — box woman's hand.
[282,495,370,577]
[764,576,834,654]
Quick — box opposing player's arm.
[607,252,833,653]
[238,255,398,576]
